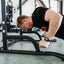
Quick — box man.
[17,7,64,48]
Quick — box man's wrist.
[44,37,50,42]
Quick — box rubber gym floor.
[0,32,64,64]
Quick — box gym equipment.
[6,0,13,32]
[0,0,64,61]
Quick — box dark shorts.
[55,15,64,40]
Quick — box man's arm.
[45,9,63,39]
[39,9,63,48]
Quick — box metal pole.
[19,0,23,35]
[1,0,8,50]
[60,0,63,14]
[19,0,22,15]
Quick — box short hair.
[17,15,29,27]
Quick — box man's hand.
[39,40,50,48]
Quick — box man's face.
[19,18,31,30]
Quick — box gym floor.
[0,32,64,64]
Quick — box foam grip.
[50,39,57,42]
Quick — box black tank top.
[32,7,49,31]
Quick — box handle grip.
[50,39,57,42]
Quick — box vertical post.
[60,0,63,14]
[19,0,22,15]
[19,0,22,35]
[1,0,8,50]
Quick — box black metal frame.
[59,0,63,14]
[0,0,64,61]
